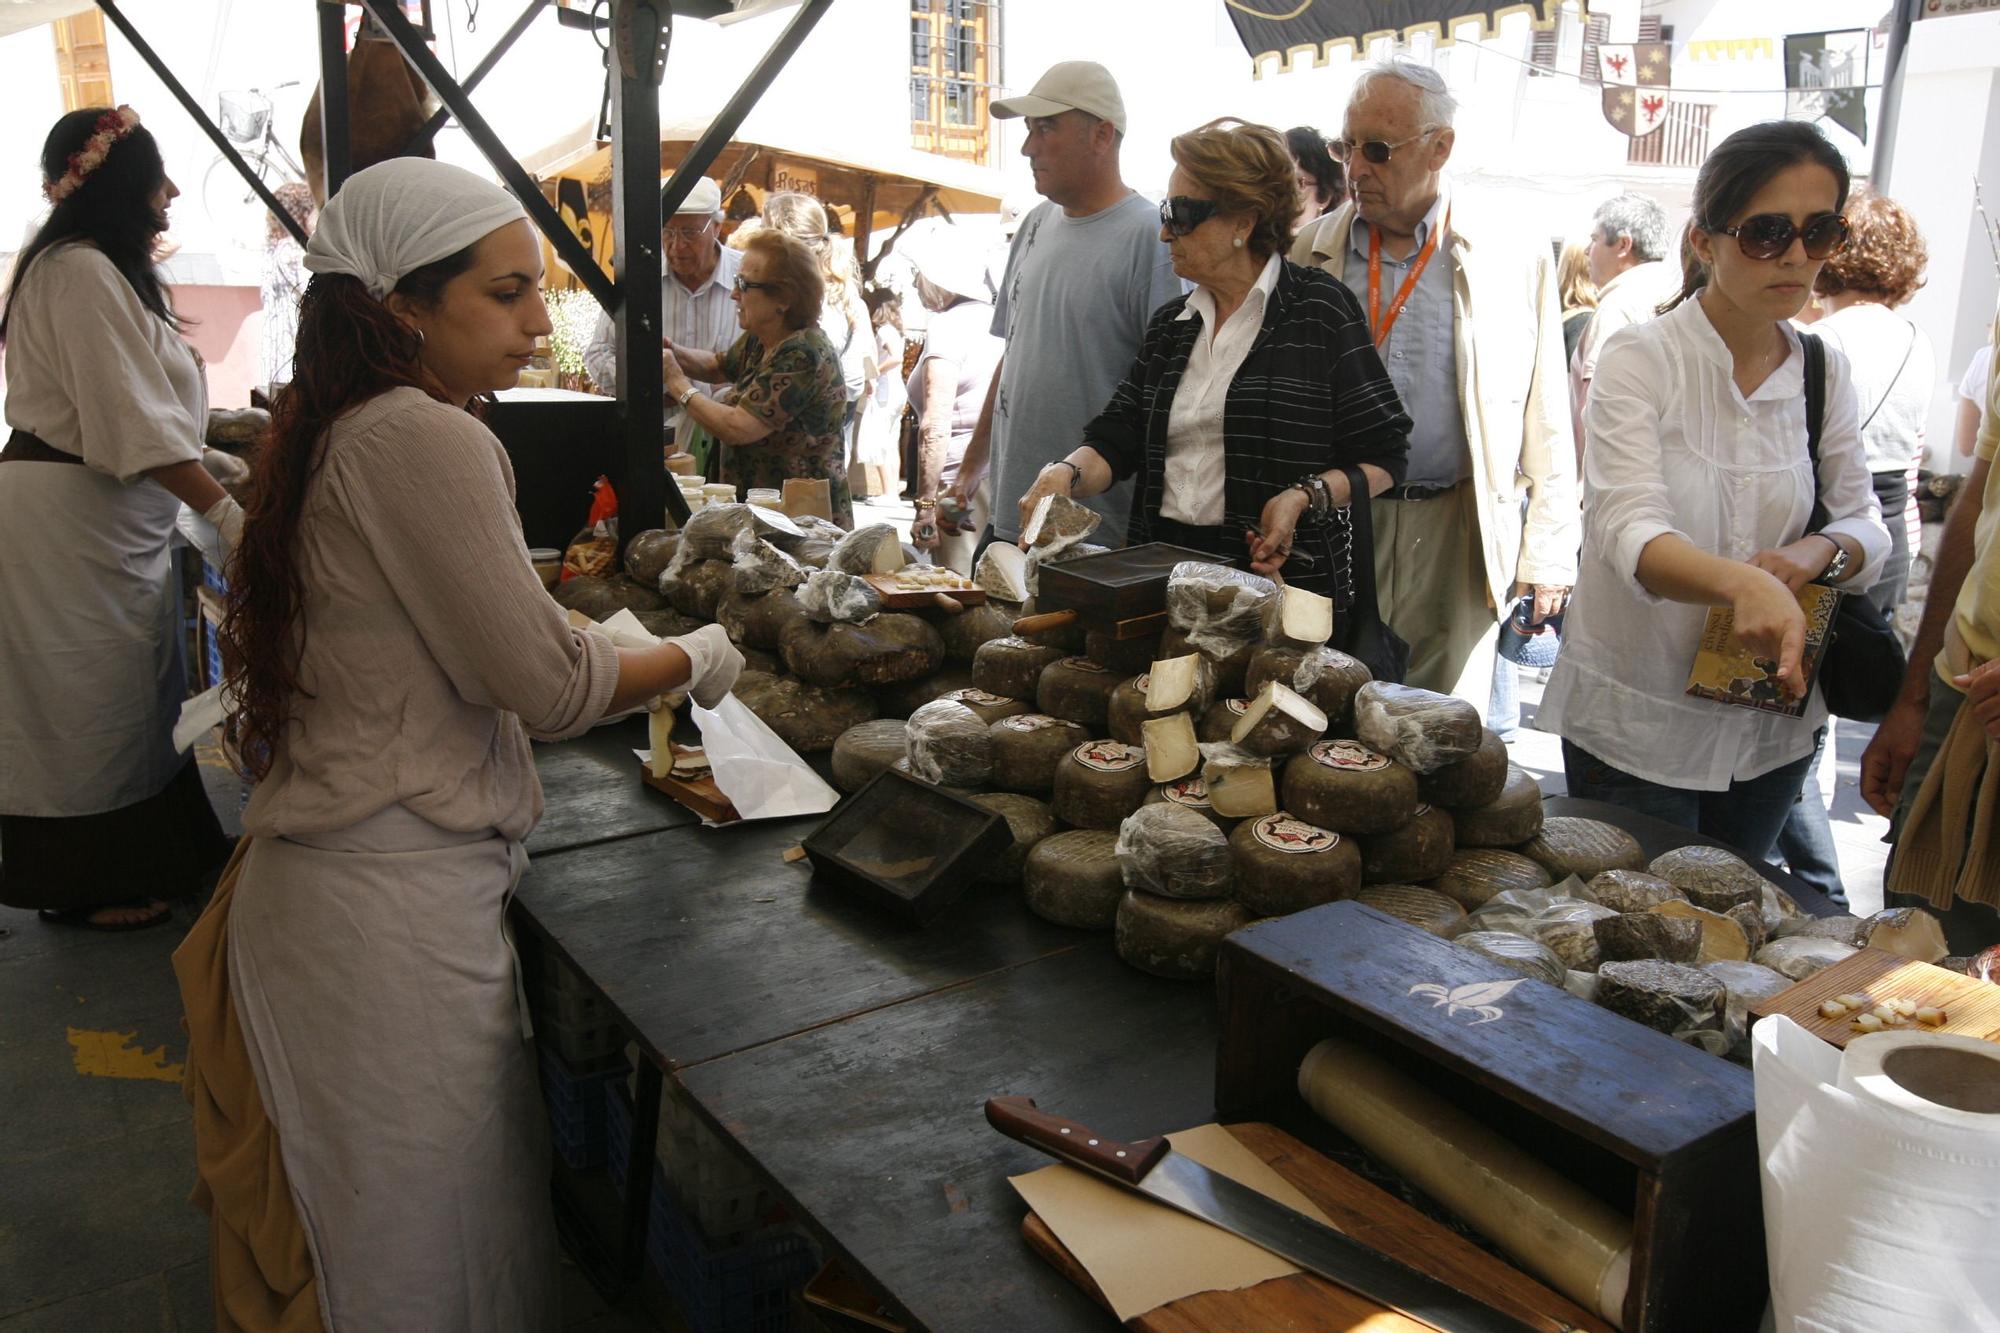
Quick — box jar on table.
[746,487,783,512]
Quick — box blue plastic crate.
[648,1181,815,1333]
[204,620,224,694]
[202,557,229,597]
[539,1047,626,1172]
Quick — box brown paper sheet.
[1007,1122,1332,1322]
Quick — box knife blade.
[986,1095,1542,1333]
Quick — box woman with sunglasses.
[665,227,853,527]
[1539,121,1889,863]
[1015,118,1410,610]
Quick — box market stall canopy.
[0,0,93,39]
[1225,0,1587,66]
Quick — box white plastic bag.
[688,693,839,824]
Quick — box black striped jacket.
[1082,259,1411,601]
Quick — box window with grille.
[910,0,1001,164]
[52,11,113,112]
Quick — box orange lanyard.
[1366,208,1447,351]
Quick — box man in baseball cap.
[582,173,741,441]
[955,61,1179,553]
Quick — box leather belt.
[1383,480,1460,502]
[0,430,82,465]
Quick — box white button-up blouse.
[1539,295,1890,791]
[1160,252,1281,526]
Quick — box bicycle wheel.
[202,153,287,250]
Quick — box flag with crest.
[1598,41,1672,138]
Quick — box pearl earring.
[1233,236,1244,249]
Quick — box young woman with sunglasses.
[1539,121,1889,863]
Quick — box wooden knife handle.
[931,593,965,614]
[984,1096,1167,1185]
[1010,609,1079,636]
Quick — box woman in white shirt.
[1541,121,1889,862]
[903,227,1002,572]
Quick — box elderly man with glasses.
[1290,57,1580,711]
[583,175,741,441]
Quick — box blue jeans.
[1489,642,1521,739]
[1561,736,1823,866]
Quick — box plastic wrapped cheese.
[1114,803,1233,900]
[904,699,993,787]
[1454,931,1568,986]
[1466,888,1594,936]
[678,502,760,561]
[1701,960,1791,1057]
[729,527,808,595]
[1165,562,1276,659]
[766,514,844,568]
[1595,959,1725,1039]
[1755,935,1859,981]
[797,568,883,625]
[1647,845,1766,914]
[1351,681,1482,775]
[1526,901,1620,971]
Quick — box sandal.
[36,900,173,933]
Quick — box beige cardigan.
[1290,197,1582,611]
[242,388,617,843]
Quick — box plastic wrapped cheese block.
[971,793,1060,888]
[1037,656,1121,726]
[1051,740,1152,830]
[1161,625,1255,699]
[1647,845,1765,914]
[1519,817,1646,880]
[1648,899,1753,963]
[556,572,669,619]
[1759,881,1806,931]
[1432,849,1553,910]
[1114,889,1254,980]
[1418,728,1509,809]
[936,601,1022,667]
[1228,813,1359,916]
[729,527,808,595]
[988,713,1090,796]
[1166,561,1276,641]
[830,719,910,794]
[1754,935,1859,981]
[1451,764,1545,847]
[735,671,877,753]
[1114,803,1233,900]
[796,568,884,625]
[904,699,994,787]
[1727,903,1769,955]
[1593,911,1702,964]
[1230,680,1327,757]
[1700,960,1790,1056]
[828,522,907,575]
[1352,681,1482,774]
[1771,907,1947,961]
[971,637,1066,701]
[1353,884,1467,938]
[1595,959,1725,1038]
[1357,804,1454,885]
[1526,901,1620,971]
[1244,645,1372,729]
[762,513,843,568]
[934,685,1030,727]
[1466,887,1595,935]
[678,501,760,561]
[779,614,945,687]
[1279,739,1417,835]
[1585,869,1686,914]
[1024,829,1123,928]
[1453,931,1567,986]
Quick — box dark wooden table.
[516,736,1839,1331]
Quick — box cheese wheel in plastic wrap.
[1114,803,1233,901]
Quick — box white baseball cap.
[992,61,1126,136]
[662,174,722,217]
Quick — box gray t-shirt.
[1812,302,1935,475]
[989,193,1183,542]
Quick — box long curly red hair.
[221,258,470,778]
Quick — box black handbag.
[1798,332,1905,722]
[1321,464,1410,684]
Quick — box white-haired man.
[1572,190,1678,438]
[1290,57,1580,706]
[583,175,741,440]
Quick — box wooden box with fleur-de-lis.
[1214,900,1761,1333]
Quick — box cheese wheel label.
[946,687,1013,707]
[1059,657,1109,674]
[1226,698,1250,716]
[1310,739,1389,772]
[1134,672,1151,690]
[1159,776,1212,808]
[1252,814,1339,854]
[998,713,1068,732]
[1073,740,1145,773]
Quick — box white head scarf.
[304,158,527,300]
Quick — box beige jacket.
[1289,199,1581,609]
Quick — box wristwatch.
[1819,543,1851,584]
[676,385,698,408]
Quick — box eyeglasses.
[1328,129,1435,165]
[1159,195,1222,237]
[733,276,779,295]
[1714,212,1850,261]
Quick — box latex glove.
[203,493,245,551]
[669,623,744,708]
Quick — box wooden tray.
[1023,1121,1611,1333]
[1748,947,2000,1049]
[863,571,987,610]
[639,745,739,824]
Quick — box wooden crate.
[1215,900,1763,1333]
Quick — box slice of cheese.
[1142,712,1201,783]
[1202,751,1278,819]
[975,541,1031,602]
[1263,585,1333,649]
[1229,680,1327,756]
[647,708,674,781]
[1145,653,1203,713]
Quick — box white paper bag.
[1753,1015,2000,1333]
[689,694,838,823]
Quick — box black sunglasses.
[1328,129,1435,165]
[1714,211,1850,261]
[733,275,780,294]
[1159,195,1221,238]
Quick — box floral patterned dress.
[718,325,852,528]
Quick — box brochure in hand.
[1684,583,1841,719]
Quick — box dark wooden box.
[802,769,1010,925]
[1214,901,1763,1333]
[1035,542,1227,621]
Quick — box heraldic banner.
[1597,40,1672,137]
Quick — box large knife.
[986,1095,1540,1333]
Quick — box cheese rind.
[1432,849,1553,910]
[1357,804,1455,884]
[1592,911,1701,964]
[1279,740,1417,835]
[1646,845,1765,914]
[971,636,1067,701]
[1036,656,1121,727]
[1352,884,1467,937]
[1023,829,1124,928]
[1419,728,1509,808]
[830,719,911,794]
[1584,869,1686,914]
[1595,959,1724,1037]
[1051,740,1153,829]
[1229,814,1358,916]
[1451,765,1545,846]
[1520,817,1647,880]
[1114,889,1253,979]
[988,713,1091,796]
[970,793,1060,887]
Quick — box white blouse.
[1539,295,1890,791]
[1161,253,1280,526]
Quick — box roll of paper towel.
[1753,1015,2000,1332]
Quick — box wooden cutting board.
[1749,947,2000,1049]
[863,571,987,610]
[639,746,739,824]
[1023,1122,1613,1333]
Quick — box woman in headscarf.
[178,158,743,1329]
[0,107,239,930]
